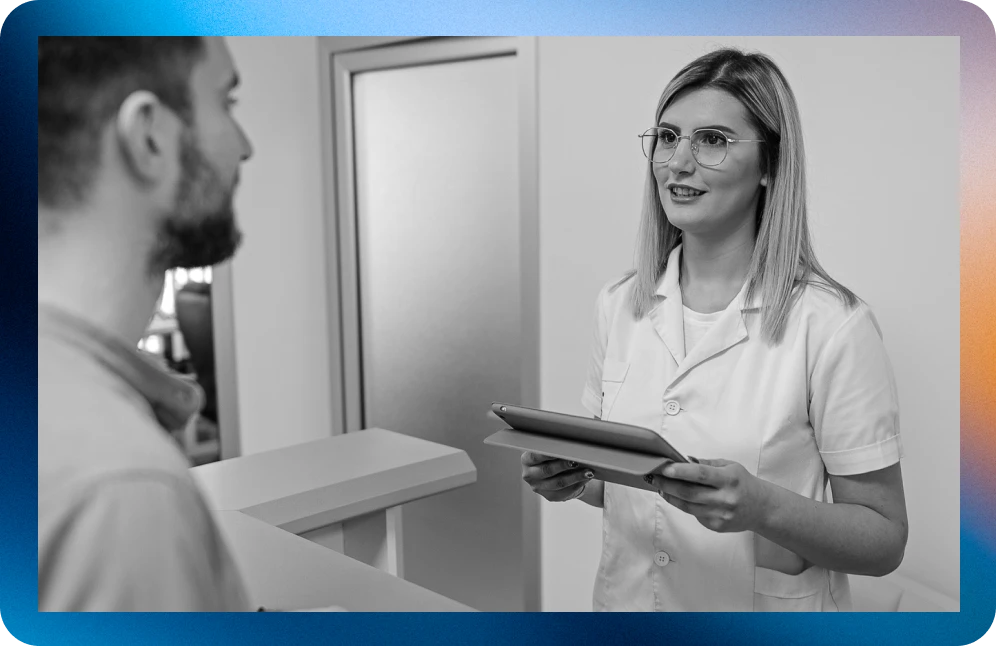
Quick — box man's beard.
[148,128,243,274]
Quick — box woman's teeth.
[671,187,705,197]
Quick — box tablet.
[490,402,691,463]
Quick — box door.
[329,38,538,611]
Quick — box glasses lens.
[691,130,728,166]
[640,131,655,159]
[641,130,663,161]
[642,128,678,162]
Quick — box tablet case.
[484,403,690,493]
[485,428,670,492]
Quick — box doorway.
[321,37,539,611]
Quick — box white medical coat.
[581,245,903,611]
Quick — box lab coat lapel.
[650,246,685,367]
[673,302,748,382]
[673,279,757,382]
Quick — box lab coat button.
[664,400,680,416]
[654,551,671,567]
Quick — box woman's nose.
[668,138,696,174]
[237,122,254,161]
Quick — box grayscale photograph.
[37,36,958,613]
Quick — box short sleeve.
[581,283,612,418]
[39,475,251,611]
[809,304,903,476]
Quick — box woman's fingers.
[659,461,726,487]
[521,454,581,482]
[530,466,594,492]
[647,473,721,506]
[520,452,595,502]
[521,451,576,467]
[649,475,709,503]
[661,492,712,518]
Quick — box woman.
[521,48,908,611]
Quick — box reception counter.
[192,428,477,611]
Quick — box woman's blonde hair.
[622,47,857,343]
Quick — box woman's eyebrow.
[657,120,739,136]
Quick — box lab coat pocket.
[753,565,832,612]
[599,359,630,420]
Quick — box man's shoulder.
[39,335,192,494]
[38,468,248,611]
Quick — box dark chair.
[175,281,217,423]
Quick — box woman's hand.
[521,452,595,502]
[647,458,772,533]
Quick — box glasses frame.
[639,126,765,167]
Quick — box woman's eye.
[660,131,678,144]
[702,134,725,146]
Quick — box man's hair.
[38,37,207,208]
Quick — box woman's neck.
[679,222,755,313]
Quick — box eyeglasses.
[639,127,764,167]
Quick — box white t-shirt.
[581,244,902,612]
[682,304,724,355]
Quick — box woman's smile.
[666,182,708,204]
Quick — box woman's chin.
[664,209,700,232]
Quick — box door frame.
[316,36,541,610]
[212,262,240,459]
[215,39,420,460]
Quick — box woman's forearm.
[756,482,906,576]
[578,478,605,508]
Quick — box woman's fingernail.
[585,471,594,479]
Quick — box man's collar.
[39,304,203,432]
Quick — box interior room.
[144,36,960,612]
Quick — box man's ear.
[114,90,178,185]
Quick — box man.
[38,37,253,611]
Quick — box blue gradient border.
[3,0,993,644]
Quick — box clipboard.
[484,402,694,493]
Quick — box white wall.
[226,37,335,455]
[537,37,960,610]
